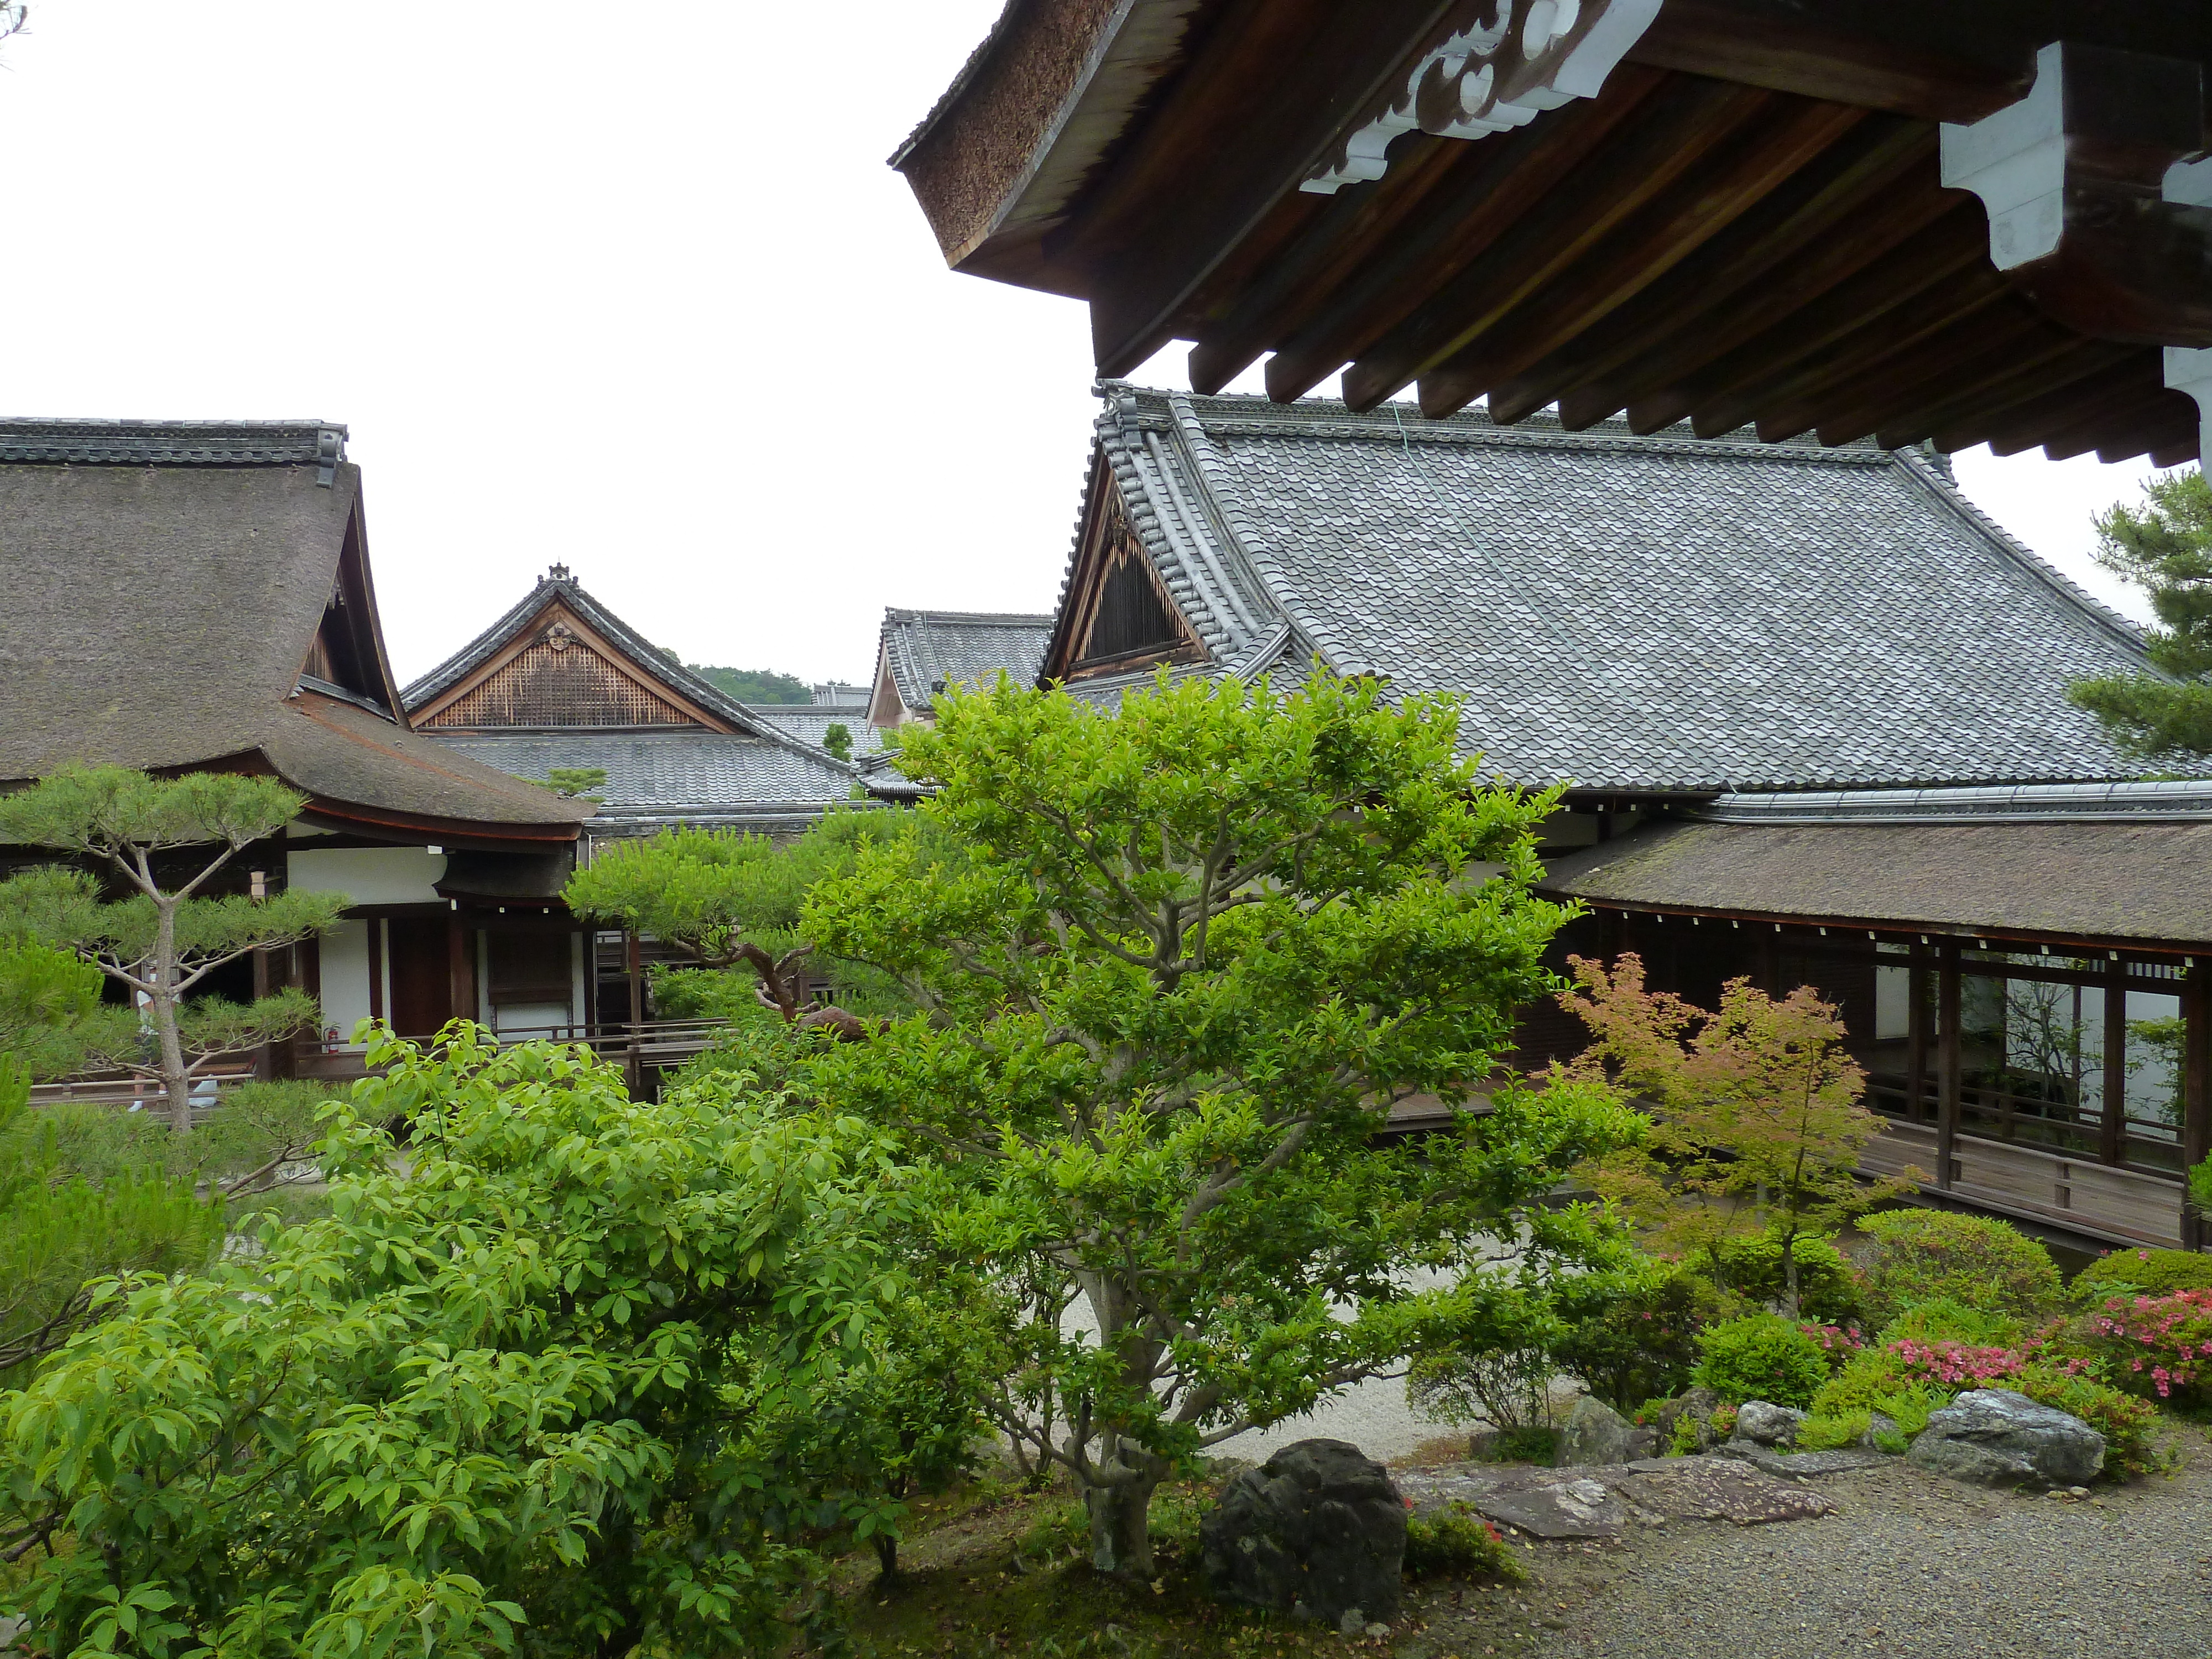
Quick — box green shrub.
[1692,1313,1829,1408]
[1809,1350,1952,1438]
[1854,1209,2063,1328]
[1707,1233,1861,1325]
[1551,1268,1740,1408]
[1404,1504,1526,1583]
[1797,1409,1871,1451]
[2006,1363,2164,1481]
[1469,1425,1558,1465]
[1666,1413,1702,1457]
[2075,1248,2212,1299]
[1876,1298,2025,1348]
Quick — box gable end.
[1048,465,1204,681]
[412,603,734,732]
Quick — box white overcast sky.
[0,3,2180,685]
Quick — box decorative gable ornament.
[1303,0,1665,194]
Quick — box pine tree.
[2066,468,2212,765]
[0,766,349,1130]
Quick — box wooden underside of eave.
[1154,65,2197,466]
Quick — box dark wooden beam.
[1943,354,2164,456]
[1936,941,1962,1191]
[2038,385,2201,461]
[1260,69,1669,405]
[1187,132,1468,395]
[1490,116,1934,427]
[1627,206,1990,435]
[1624,0,2031,123]
[2095,405,2203,466]
[2101,957,2127,1168]
[2183,962,2210,1250]
[1066,0,1465,378]
[1870,337,2136,451]
[1414,95,1870,420]
[1678,258,2010,439]
[1339,75,1775,411]
[1764,295,2052,443]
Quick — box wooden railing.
[1860,1118,2188,1249]
[26,1019,740,1112]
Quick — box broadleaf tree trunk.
[152,898,193,1134]
[1086,1444,1160,1578]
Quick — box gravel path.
[1395,1423,2212,1659]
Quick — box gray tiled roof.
[750,706,888,757]
[0,418,345,467]
[429,729,857,832]
[1074,386,2151,794]
[880,608,1055,713]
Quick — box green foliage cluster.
[0,765,344,1129]
[1402,1504,1525,1583]
[1706,1233,1860,1327]
[1546,1263,1740,1410]
[0,1026,954,1655]
[2065,468,2212,763]
[1691,1313,1830,1408]
[538,767,607,800]
[791,669,1637,1574]
[1808,1354,1951,1438]
[689,665,811,705]
[1796,1408,1873,1451]
[1851,1209,2064,1331]
[1875,1298,2023,1348]
[821,722,853,763]
[2077,1247,2212,1299]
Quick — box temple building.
[0,419,598,1052]
[866,606,1056,728]
[403,566,868,839]
[1029,383,2207,1251]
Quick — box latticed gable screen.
[422,638,702,728]
[1082,552,1185,662]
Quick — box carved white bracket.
[1302,0,1666,195]
[1938,41,2069,270]
[2166,347,2212,470]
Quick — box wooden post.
[250,868,273,1081]
[447,912,473,1035]
[366,916,384,1026]
[625,930,645,1094]
[2102,956,2127,1168]
[1936,940,1962,1191]
[2183,963,2210,1251]
[1905,943,1929,1126]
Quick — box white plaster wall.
[288,846,448,906]
[497,1001,571,1036]
[320,919,373,1047]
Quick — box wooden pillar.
[366,916,385,1026]
[2182,963,2210,1250]
[625,930,645,1094]
[251,868,274,1081]
[446,912,474,1035]
[1936,940,1962,1191]
[1905,943,1929,1125]
[2101,957,2128,1168]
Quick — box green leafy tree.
[795,671,1640,1575]
[564,810,935,1036]
[690,665,812,705]
[2066,468,2212,764]
[1561,953,1915,1317]
[0,766,348,1130]
[0,1026,906,1654]
[821,722,853,763]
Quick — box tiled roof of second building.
[1076,386,2150,794]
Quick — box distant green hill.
[690,665,811,705]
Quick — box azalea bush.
[1851,1209,2064,1329]
[2076,1288,2212,1407]
[2075,1248,2212,1300]
[1402,1504,1524,1583]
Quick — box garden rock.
[1649,1387,1721,1450]
[1733,1401,1805,1447]
[1864,1411,1900,1449]
[1906,1389,2105,1489]
[1200,1439,1405,1626]
[1716,1442,1887,1477]
[1397,1455,1834,1538]
[1558,1395,1653,1466]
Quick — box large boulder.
[1733,1401,1805,1447]
[1199,1439,1406,1627]
[1557,1396,1653,1466]
[1906,1389,2105,1488]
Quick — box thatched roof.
[0,421,591,841]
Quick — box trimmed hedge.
[1693,1313,1828,1408]
[1854,1209,2063,1328]
[2075,1248,2212,1299]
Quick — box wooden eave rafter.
[900,0,2212,464]
[406,600,740,734]
[298,498,405,718]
